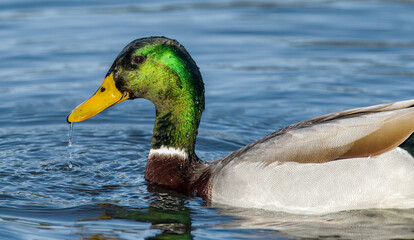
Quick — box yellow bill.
[67,73,129,123]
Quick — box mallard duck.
[67,37,414,214]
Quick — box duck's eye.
[132,55,146,65]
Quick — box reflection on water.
[74,197,414,239]
[79,191,193,240]
[217,205,414,239]
[98,199,192,239]
[0,190,195,240]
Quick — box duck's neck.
[145,91,206,191]
[150,100,202,160]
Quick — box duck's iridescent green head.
[67,37,205,157]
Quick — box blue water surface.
[1,0,414,239]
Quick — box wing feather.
[217,99,414,166]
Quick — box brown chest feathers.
[144,154,212,199]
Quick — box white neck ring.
[149,146,188,159]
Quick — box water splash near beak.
[68,122,74,146]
